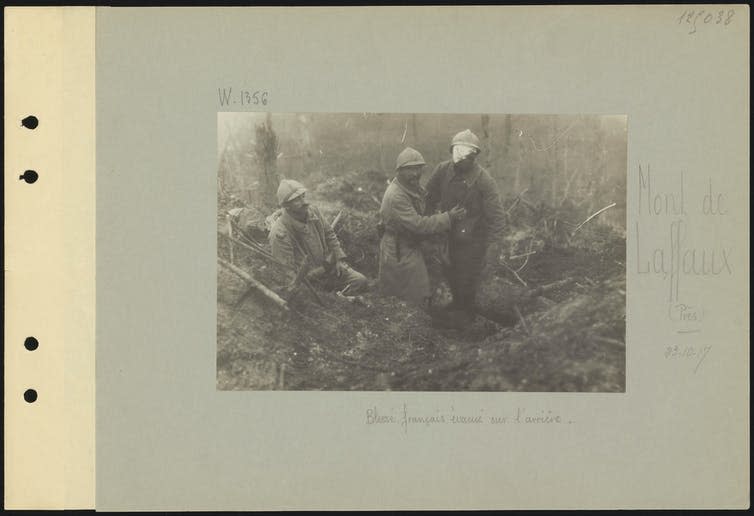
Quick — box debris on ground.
[217,169,625,391]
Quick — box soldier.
[425,129,507,326]
[378,147,466,307]
[269,179,368,294]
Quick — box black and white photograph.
[7,4,749,510]
[217,113,627,392]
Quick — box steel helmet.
[395,147,426,170]
[276,179,307,206]
[450,129,481,152]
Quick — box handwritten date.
[665,344,712,373]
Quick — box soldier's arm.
[270,228,324,287]
[423,163,443,214]
[389,190,451,235]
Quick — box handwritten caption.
[678,8,735,35]
[365,404,574,434]
[635,165,733,307]
[217,87,269,108]
[635,164,735,371]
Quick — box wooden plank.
[218,257,289,311]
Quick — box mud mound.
[477,273,626,392]
[217,266,450,390]
[311,170,387,211]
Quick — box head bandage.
[452,144,478,163]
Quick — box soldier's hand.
[334,260,347,278]
[448,205,467,222]
[306,266,326,281]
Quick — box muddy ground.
[217,172,625,392]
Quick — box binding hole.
[19,170,38,184]
[21,115,39,129]
[24,337,39,351]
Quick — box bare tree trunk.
[562,145,568,205]
[480,114,492,171]
[514,128,523,194]
[502,114,512,161]
[551,116,558,205]
[481,114,491,139]
[498,114,511,188]
[377,114,387,173]
[253,113,281,210]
